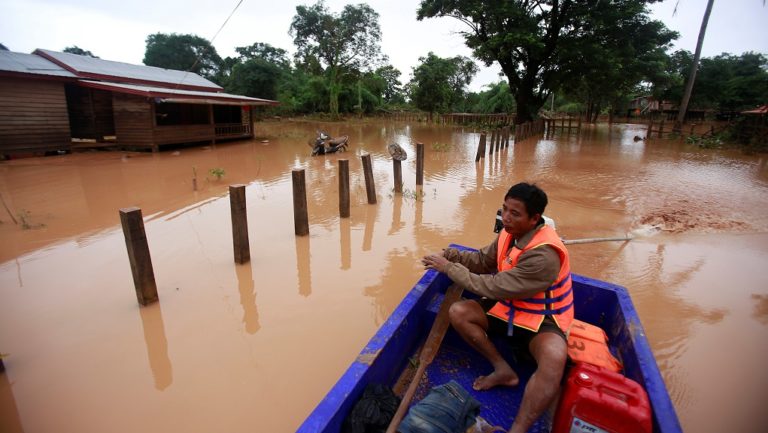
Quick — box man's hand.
[421,253,451,273]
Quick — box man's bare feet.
[472,368,519,390]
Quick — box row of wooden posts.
[472,120,547,162]
[119,143,427,306]
[439,113,514,127]
[544,117,581,133]
[645,118,719,140]
[385,112,517,127]
[120,119,549,307]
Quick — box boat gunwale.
[298,244,682,433]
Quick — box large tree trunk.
[328,68,339,117]
[675,0,715,131]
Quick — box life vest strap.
[519,278,573,305]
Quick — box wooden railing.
[215,123,251,137]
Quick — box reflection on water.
[0,366,24,433]
[235,262,260,334]
[295,235,311,297]
[139,303,173,391]
[340,217,351,270]
[1,121,768,433]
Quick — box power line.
[177,0,245,88]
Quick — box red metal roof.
[34,49,222,92]
[0,51,77,79]
[77,80,279,106]
[742,105,768,114]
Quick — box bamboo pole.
[562,236,632,245]
[292,169,309,236]
[229,185,250,264]
[361,154,377,204]
[339,160,350,217]
[119,207,158,306]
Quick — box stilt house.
[0,49,278,156]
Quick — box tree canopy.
[143,33,222,81]
[659,51,768,113]
[63,46,98,58]
[290,1,383,116]
[417,0,676,123]
[408,52,478,114]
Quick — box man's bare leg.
[507,331,567,433]
[448,300,519,390]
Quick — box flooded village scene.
[1,1,767,433]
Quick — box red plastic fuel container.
[552,362,652,433]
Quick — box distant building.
[626,95,706,121]
[0,49,278,156]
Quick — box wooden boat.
[298,244,682,433]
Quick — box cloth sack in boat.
[342,383,401,433]
[398,380,481,433]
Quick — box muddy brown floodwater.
[1,120,768,433]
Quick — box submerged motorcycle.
[309,131,349,156]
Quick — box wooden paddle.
[385,283,464,433]
[562,235,632,245]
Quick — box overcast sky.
[1,0,767,91]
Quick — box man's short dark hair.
[504,183,547,217]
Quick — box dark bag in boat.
[398,380,481,433]
[342,383,401,433]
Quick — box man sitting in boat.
[421,182,572,433]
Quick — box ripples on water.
[1,121,767,433]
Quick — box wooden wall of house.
[112,93,154,149]
[154,124,215,145]
[0,77,71,154]
[65,85,115,140]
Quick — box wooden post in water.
[292,169,309,236]
[119,207,158,306]
[416,142,424,186]
[361,154,377,204]
[647,113,654,137]
[339,159,350,217]
[229,185,250,264]
[488,129,496,154]
[658,119,665,138]
[393,159,403,194]
[475,133,487,162]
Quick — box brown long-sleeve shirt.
[441,224,561,301]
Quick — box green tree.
[143,33,222,81]
[289,1,383,116]
[226,59,283,100]
[374,65,404,104]
[665,52,768,113]
[472,81,516,114]
[223,42,291,100]
[417,0,675,123]
[408,52,478,115]
[63,46,98,58]
[235,43,290,68]
[557,3,676,122]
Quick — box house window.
[213,105,243,124]
[155,102,209,126]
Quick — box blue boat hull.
[299,245,682,433]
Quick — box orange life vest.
[567,319,623,372]
[487,225,574,335]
